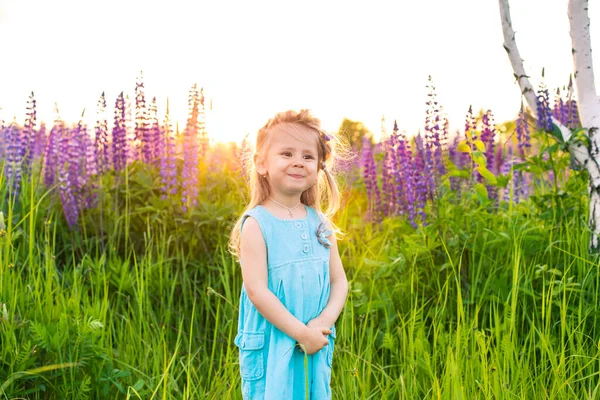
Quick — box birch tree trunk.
[499,0,600,251]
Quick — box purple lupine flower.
[448,132,462,193]
[136,73,151,164]
[553,88,568,126]
[181,84,201,211]
[32,123,47,160]
[380,147,391,217]
[421,130,436,199]
[536,82,554,132]
[462,106,476,172]
[81,120,98,208]
[395,125,414,220]
[503,142,528,204]
[4,122,24,198]
[197,88,209,157]
[476,113,489,184]
[0,120,6,161]
[21,92,37,171]
[516,101,531,154]
[480,110,496,170]
[57,126,70,170]
[518,168,530,202]
[149,97,162,166]
[381,134,397,217]
[566,99,580,129]
[389,122,404,216]
[124,95,135,165]
[566,76,581,129]
[58,127,79,228]
[58,172,79,227]
[423,76,445,189]
[43,113,64,189]
[413,134,428,226]
[382,127,401,216]
[448,132,461,168]
[95,92,110,174]
[480,110,498,200]
[495,143,504,177]
[160,100,178,199]
[68,119,87,210]
[440,116,449,173]
[465,105,477,138]
[112,92,128,172]
[361,136,382,223]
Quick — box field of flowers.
[1,75,599,399]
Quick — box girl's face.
[256,125,320,199]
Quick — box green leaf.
[132,379,145,391]
[473,139,486,153]
[457,140,471,153]
[472,152,486,167]
[474,183,489,202]
[495,174,509,188]
[363,258,383,267]
[448,169,471,178]
[476,166,497,184]
[113,380,126,394]
[113,369,131,379]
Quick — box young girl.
[229,109,349,399]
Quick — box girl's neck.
[264,196,306,219]
[268,194,301,209]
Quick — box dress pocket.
[234,330,265,381]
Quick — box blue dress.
[235,204,336,399]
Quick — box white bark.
[499,0,577,145]
[569,0,600,127]
[569,0,600,250]
[498,0,538,115]
[499,0,600,251]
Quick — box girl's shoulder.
[240,206,267,233]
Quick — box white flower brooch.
[316,220,333,249]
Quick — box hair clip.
[321,132,331,141]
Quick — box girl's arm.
[310,221,349,328]
[240,217,330,353]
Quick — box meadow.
[1,81,600,399]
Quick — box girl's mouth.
[289,174,305,179]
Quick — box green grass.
[1,157,600,399]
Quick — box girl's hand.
[306,318,329,331]
[297,326,331,355]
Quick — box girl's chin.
[279,185,312,195]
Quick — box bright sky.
[0,0,598,143]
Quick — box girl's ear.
[254,154,267,175]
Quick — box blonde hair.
[229,109,346,259]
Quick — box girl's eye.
[282,152,292,157]
[304,155,315,160]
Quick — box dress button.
[295,222,302,229]
[303,244,309,253]
[301,233,308,240]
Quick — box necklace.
[269,196,301,218]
